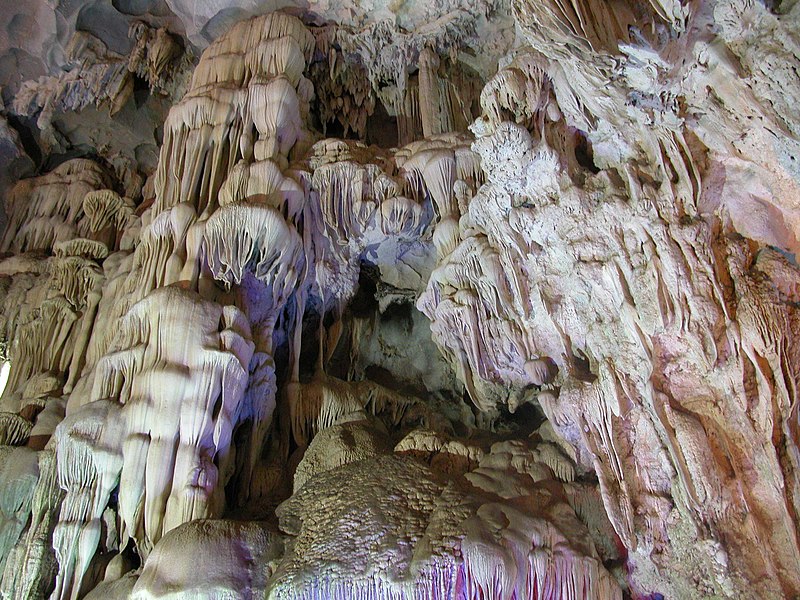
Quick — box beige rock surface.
[0,2,798,599]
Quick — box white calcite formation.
[0,2,798,600]
[271,426,621,600]
[419,2,800,596]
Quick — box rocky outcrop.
[420,2,800,596]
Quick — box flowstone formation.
[0,1,798,599]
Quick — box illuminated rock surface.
[0,2,798,599]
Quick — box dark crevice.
[5,113,42,166]
[132,73,150,108]
[365,102,399,148]
[573,128,600,174]
[348,263,380,318]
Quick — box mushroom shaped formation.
[204,202,305,304]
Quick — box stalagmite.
[292,419,390,491]
[90,287,255,555]
[130,520,283,600]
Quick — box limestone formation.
[0,2,798,599]
[129,519,283,599]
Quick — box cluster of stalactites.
[153,13,315,218]
[395,134,483,258]
[49,286,256,600]
[49,256,104,311]
[189,14,314,91]
[306,135,483,256]
[47,27,322,588]
[418,3,800,598]
[317,11,487,146]
[204,203,305,302]
[201,154,309,351]
[477,52,553,131]
[308,31,482,145]
[414,56,582,410]
[0,224,112,406]
[307,28,376,140]
[0,160,114,255]
[372,54,484,148]
[310,140,423,247]
[82,190,137,250]
[287,374,418,447]
[13,32,134,127]
[419,235,542,412]
[127,21,183,95]
[218,159,306,215]
[74,201,196,385]
[514,0,687,59]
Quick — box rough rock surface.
[0,2,798,600]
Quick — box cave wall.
[0,1,798,599]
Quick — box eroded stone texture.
[271,439,621,600]
[419,3,800,597]
[0,2,798,600]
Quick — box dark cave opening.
[573,128,600,174]
[365,102,399,149]
[132,73,150,109]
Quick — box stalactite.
[89,287,254,556]
[0,3,798,599]
[1,160,112,254]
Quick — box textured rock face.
[0,1,799,599]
